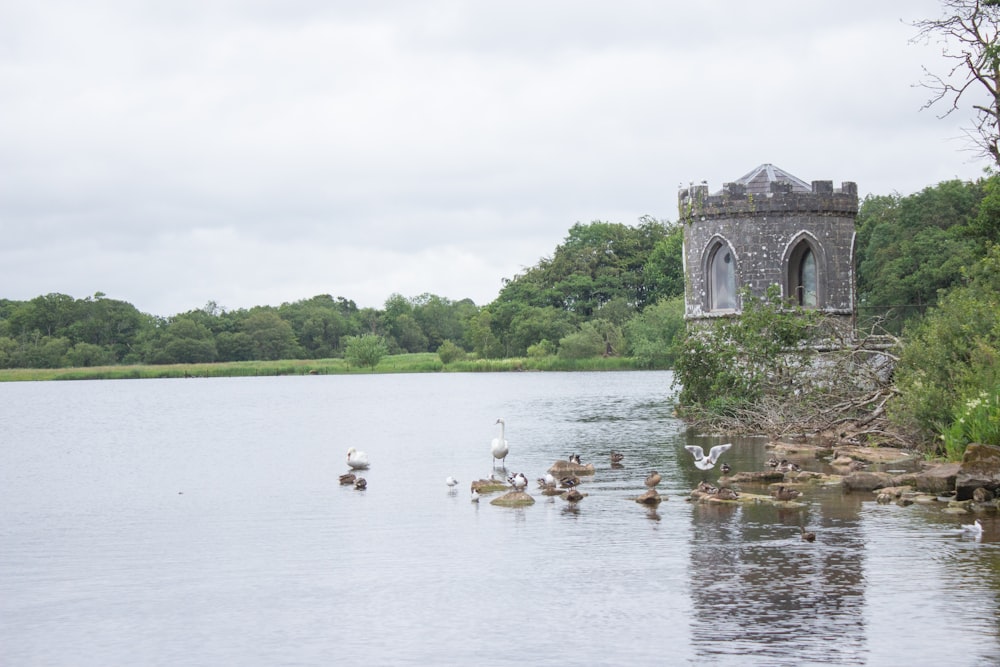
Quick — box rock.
[471,479,508,494]
[876,492,893,504]
[973,486,995,503]
[955,443,1000,501]
[769,441,835,458]
[635,489,662,506]
[910,463,960,495]
[729,471,786,484]
[841,471,896,492]
[834,446,916,465]
[547,460,596,476]
[490,490,535,507]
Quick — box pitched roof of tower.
[725,163,811,196]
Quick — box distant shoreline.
[0,353,649,382]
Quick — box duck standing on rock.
[645,471,661,488]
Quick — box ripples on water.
[1,372,998,666]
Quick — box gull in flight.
[684,444,732,471]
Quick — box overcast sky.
[0,1,990,317]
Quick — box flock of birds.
[338,418,987,542]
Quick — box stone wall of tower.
[678,178,858,325]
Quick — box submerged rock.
[471,478,508,494]
[490,490,535,507]
[547,460,596,476]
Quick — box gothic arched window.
[786,239,821,308]
[708,242,737,311]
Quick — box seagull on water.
[446,476,459,488]
[684,444,732,471]
[962,519,984,537]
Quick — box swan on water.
[346,447,370,470]
[491,418,509,468]
[684,443,732,471]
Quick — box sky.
[0,0,992,318]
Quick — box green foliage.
[673,286,820,411]
[942,388,1000,460]
[624,296,685,369]
[344,334,388,371]
[436,339,466,365]
[855,180,985,333]
[526,339,556,358]
[889,245,1000,453]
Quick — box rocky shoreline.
[691,441,1000,518]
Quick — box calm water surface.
[1,372,998,666]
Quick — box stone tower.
[677,163,858,333]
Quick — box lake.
[1,371,998,666]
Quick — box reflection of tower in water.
[685,488,868,664]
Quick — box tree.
[344,334,387,371]
[624,296,686,368]
[912,0,1000,166]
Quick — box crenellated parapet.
[678,179,858,222]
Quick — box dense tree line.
[0,218,687,369]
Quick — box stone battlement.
[678,180,858,221]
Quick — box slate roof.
[722,163,811,196]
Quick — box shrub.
[437,340,466,365]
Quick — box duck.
[446,476,459,488]
[771,485,801,502]
[354,477,367,490]
[776,459,801,474]
[339,472,357,485]
[720,462,732,475]
[684,443,732,471]
[560,475,581,489]
[645,471,662,488]
[715,487,739,501]
[610,451,625,464]
[564,488,584,502]
[800,526,816,542]
[697,480,718,495]
[346,447,370,470]
[491,418,509,468]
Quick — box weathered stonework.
[678,164,858,333]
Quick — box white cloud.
[0,0,988,316]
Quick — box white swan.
[491,418,509,467]
[346,447,370,470]
[684,443,732,471]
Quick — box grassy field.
[0,353,645,382]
